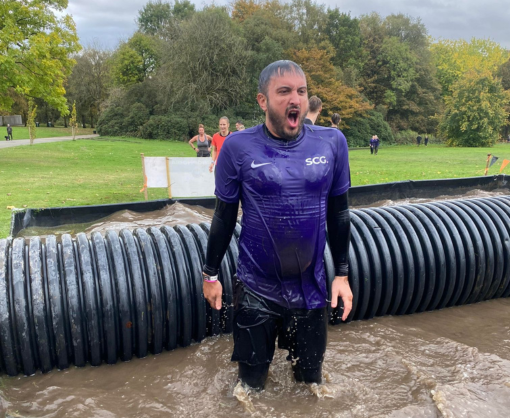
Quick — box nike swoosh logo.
[251,161,271,169]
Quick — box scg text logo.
[305,156,327,166]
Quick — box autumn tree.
[439,71,509,147]
[0,0,81,114]
[290,45,372,127]
[431,38,509,96]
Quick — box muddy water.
[2,299,510,417]
[16,202,215,238]
[15,188,510,239]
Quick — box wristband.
[203,272,218,283]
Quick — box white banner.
[144,157,215,198]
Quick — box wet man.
[202,60,353,390]
[304,95,322,125]
[209,117,232,173]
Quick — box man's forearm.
[203,198,239,276]
[327,192,350,277]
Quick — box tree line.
[2,0,510,147]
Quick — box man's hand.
[203,280,222,310]
[330,276,353,321]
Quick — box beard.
[266,100,308,140]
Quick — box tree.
[431,38,509,96]
[27,100,37,145]
[112,33,161,86]
[165,7,250,113]
[138,0,173,34]
[324,10,364,70]
[0,0,81,114]
[439,71,509,147]
[66,45,112,128]
[70,102,78,140]
[290,45,372,127]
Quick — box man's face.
[219,119,229,135]
[257,72,308,140]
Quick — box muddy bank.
[2,298,510,417]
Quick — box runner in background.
[210,117,232,173]
[330,113,341,129]
[188,124,212,157]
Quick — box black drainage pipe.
[2,196,510,376]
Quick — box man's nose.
[289,89,301,105]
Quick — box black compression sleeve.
[203,198,239,276]
[327,192,351,277]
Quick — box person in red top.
[209,116,232,173]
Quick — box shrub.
[343,111,394,147]
[139,115,189,140]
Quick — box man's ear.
[257,93,268,112]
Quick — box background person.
[235,120,245,131]
[374,135,380,154]
[424,135,429,146]
[304,96,322,125]
[188,124,212,157]
[370,135,375,154]
[202,60,352,391]
[330,113,341,128]
[416,134,422,146]
[210,117,232,173]
[6,124,12,141]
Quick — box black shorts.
[231,279,328,370]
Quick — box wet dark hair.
[331,113,341,125]
[258,60,305,96]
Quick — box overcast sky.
[67,0,510,50]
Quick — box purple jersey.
[215,124,350,309]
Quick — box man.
[304,95,322,125]
[424,136,429,146]
[209,117,232,173]
[202,60,353,390]
[6,124,13,141]
[235,120,245,131]
[373,135,380,155]
[370,135,375,154]
[416,134,422,146]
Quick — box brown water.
[2,299,510,417]
[16,189,510,239]
[16,202,215,239]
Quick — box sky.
[66,0,510,50]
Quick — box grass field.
[2,125,96,140]
[1,136,509,238]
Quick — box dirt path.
[0,134,100,149]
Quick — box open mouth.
[287,109,300,129]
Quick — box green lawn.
[1,137,509,238]
[2,125,96,140]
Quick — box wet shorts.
[231,278,328,370]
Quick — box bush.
[139,115,190,140]
[343,111,394,147]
